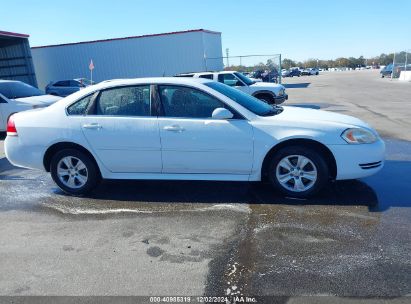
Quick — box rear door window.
[93,86,151,116]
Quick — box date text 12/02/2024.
[149,296,258,303]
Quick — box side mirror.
[211,108,234,120]
[235,80,244,86]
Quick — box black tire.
[256,94,275,104]
[50,148,100,195]
[267,146,329,198]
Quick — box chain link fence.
[392,50,411,79]
[205,54,282,83]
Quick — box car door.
[157,85,253,175]
[217,73,250,94]
[81,84,162,173]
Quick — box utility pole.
[226,48,229,68]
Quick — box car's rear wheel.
[267,146,329,198]
[50,149,100,195]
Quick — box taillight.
[6,115,18,136]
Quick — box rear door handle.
[163,125,185,132]
[82,123,102,130]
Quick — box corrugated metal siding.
[202,31,223,71]
[32,31,223,90]
[0,37,37,87]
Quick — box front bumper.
[274,94,288,104]
[327,139,385,180]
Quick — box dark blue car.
[45,78,93,97]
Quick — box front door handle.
[82,123,102,130]
[163,125,185,132]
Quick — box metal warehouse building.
[0,30,37,87]
[31,29,223,90]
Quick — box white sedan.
[5,77,385,197]
[0,80,62,131]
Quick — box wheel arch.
[43,141,100,176]
[252,90,276,98]
[261,138,337,180]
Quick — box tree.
[282,58,296,69]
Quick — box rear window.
[0,81,44,99]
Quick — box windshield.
[205,81,281,116]
[75,79,91,86]
[233,72,255,85]
[0,81,44,99]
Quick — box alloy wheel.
[275,154,318,192]
[57,156,88,189]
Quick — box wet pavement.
[0,137,410,302]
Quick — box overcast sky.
[2,0,410,62]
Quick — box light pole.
[226,48,229,68]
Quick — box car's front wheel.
[50,149,100,195]
[267,146,329,198]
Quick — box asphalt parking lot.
[0,70,410,303]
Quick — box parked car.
[175,71,287,104]
[380,64,411,78]
[380,64,393,78]
[45,78,93,97]
[5,77,385,198]
[282,69,301,77]
[254,69,279,83]
[301,68,319,76]
[0,80,61,132]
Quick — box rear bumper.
[328,139,385,180]
[274,94,288,104]
[4,136,45,170]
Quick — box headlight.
[278,88,285,96]
[341,128,377,144]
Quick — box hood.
[14,94,62,106]
[267,106,372,129]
